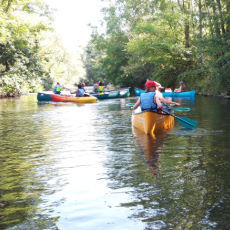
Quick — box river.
[0,94,230,229]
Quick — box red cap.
[57,82,60,85]
[145,80,157,88]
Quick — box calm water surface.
[0,94,230,229]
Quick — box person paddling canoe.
[133,80,162,111]
[155,81,180,107]
[133,80,180,113]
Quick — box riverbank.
[196,93,230,99]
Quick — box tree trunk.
[212,1,221,37]
[216,0,226,34]
[5,0,13,13]
[204,1,214,37]
[225,1,230,34]
[185,22,190,48]
[198,0,204,63]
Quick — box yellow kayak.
[51,94,97,103]
[132,111,174,136]
[37,93,97,103]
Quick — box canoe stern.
[132,111,174,135]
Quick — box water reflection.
[133,127,169,176]
[0,95,230,229]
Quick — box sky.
[45,0,106,51]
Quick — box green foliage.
[83,13,130,87]
[0,0,80,96]
[84,0,230,94]
[0,0,52,96]
[0,74,21,97]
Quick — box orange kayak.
[51,94,97,103]
[132,111,174,135]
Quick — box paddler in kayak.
[71,84,85,97]
[53,82,64,94]
[133,80,162,111]
[97,81,105,95]
[174,81,187,92]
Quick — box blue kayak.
[134,88,196,97]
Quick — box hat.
[57,82,60,85]
[154,81,164,88]
[145,80,157,88]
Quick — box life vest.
[98,86,104,95]
[76,88,85,97]
[140,92,157,111]
[54,85,62,94]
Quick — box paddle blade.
[126,103,135,106]
[177,116,197,129]
[172,107,191,112]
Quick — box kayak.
[37,93,97,103]
[119,87,131,98]
[37,92,52,101]
[93,87,130,99]
[163,90,196,97]
[51,94,97,103]
[134,88,196,97]
[132,110,174,135]
[93,91,120,99]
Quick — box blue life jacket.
[76,88,85,97]
[140,92,157,111]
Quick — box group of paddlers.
[53,80,186,110]
[53,80,109,97]
[53,82,88,97]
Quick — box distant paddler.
[71,84,86,97]
[53,82,64,94]
[97,81,104,95]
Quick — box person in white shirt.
[154,81,180,107]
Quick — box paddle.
[126,103,135,106]
[170,107,191,112]
[163,110,197,129]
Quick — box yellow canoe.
[132,111,174,136]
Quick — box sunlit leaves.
[0,0,55,96]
